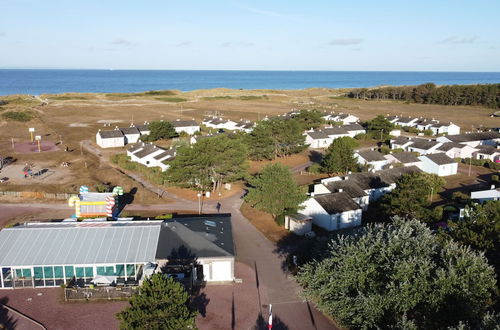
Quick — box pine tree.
[320,137,358,175]
[245,163,307,219]
[117,274,197,330]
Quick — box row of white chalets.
[202,116,255,133]
[303,111,365,148]
[385,114,460,135]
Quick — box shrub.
[307,163,322,174]
[2,111,33,122]
[492,175,499,183]
[155,97,187,102]
[154,214,173,219]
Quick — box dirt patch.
[0,163,72,185]
[240,202,289,242]
[165,183,244,201]
[249,150,311,174]
[12,141,59,153]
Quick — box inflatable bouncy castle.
[68,185,124,218]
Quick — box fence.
[0,190,73,200]
[64,286,138,301]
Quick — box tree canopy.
[366,114,394,140]
[166,134,248,191]
[117,273,197,330]
[320,137,359,175]
[244,118,306,160]
[297,218,497,329]
[292,109,325,130]
[346,83,500,109]
[380,172,445,221]
[142,121,177,141]
[442,201,500,282]
[244,163,307,219]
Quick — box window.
[75,267,85,278]
[84,267,93,278]
[33,267,43,279]
[65,266,74,278]
[126,264,135,276]
[22,269,32,278]
[54,266,64,279]
[43,266,54,279]
[115,265,125,277]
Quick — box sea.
[1,69,500,96]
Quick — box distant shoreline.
[1,69,499,96]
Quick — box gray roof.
[133,144,164,159]
[287,213,312,222]
[396,117,416,123]
[324,180,368,198]
[171,120,199,127]
[135,124,150,133]
[153,149,175,160]
[391,136,412,146]
[390,152,420,164]
[156,216,234,259]
[357,150,386,162]
[98,130,124,139]
[323,126,349,136]
[343,123,365,131]
[445,132,500,143]
[422,153,456,165]
[437,142,465,152]
[409,139,440,150]
[341,166,421,191]
[127,143,145,153]
[307,130,330,140]
[119,126,140,135]
[475,145,499,155]
[0,222,161,267]
[314,192,361,214]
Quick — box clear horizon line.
[1,67,500,73]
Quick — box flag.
[268,304,272,329]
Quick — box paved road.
[1,142,338,329]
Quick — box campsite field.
[0,88,497,206]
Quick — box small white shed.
[284,213,312,236]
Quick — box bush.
[380,145,391,154]
[307,163,322,174]
[492,175,499,183]
[155,97,187,102]
[111,154,165,185]
[452,191,470,204]
[462,158,500,170]
[154,214,173,219]
[423,129,433,136]
[2,111,33,122]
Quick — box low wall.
[0,190,72,200]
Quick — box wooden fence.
[0,190,73,200]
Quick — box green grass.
[239,95,267,100]
[49,95,89,100]
[155,97,188,103]
[106,90,177,98]
[111,154,165,184]
[2,111,33,122]
[202,96,234,101]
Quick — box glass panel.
[96,266,105,276]
[64,266,74,278]
[22,269,32,278]
[43,267,53,279]
[15,269,23,278]
[54,266,64,279]
[105,266,115,276]
[33,267,43,279]
[84,267,93,278]
[75,267,85,278]
[115,265,125,276]
[126,264,135,276]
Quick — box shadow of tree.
[118,187,137,213]
[159,246,210,318]
[0,297,17,330]
[308,150,323,163]
[254,312,289,330]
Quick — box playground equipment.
[68,185,124,218]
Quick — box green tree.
[142,121,177,141]
[293,109,324,130]
[443,201,500,277]
[245,119,306,160]
[366,114,394,140]
[380,172,445,221]
[297,218,497,329]
[245,163,307,219]
[166,134,248,191]
[320,137,358,175]
[117,273,197,330]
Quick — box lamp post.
[197,192,202,215]
[29,128,35,142]
[35,135,41,153]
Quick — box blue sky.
[0,0,498,71]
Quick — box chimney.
[492,184,496,190]
[310,192,315,197]
[344,176,349,180]
[338,188,343,193]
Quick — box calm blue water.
[1,69,499,96]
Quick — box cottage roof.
[153,149,175,160]
[445,132,500,143]
[343,123,365,131]
[323,126,349,136]
[396,116,417,123]
[324,180,368,198]
[135,124,150,132]
[133,144,164,159]
[171,119,199,127]
[287,213,312,222]
[437,142,465,152]
[314,192,361,214]
[307,130,330,140]
[390,152,420,164]
[119,126,140,135]
[391,136,412,145]
[98,130,124,139]
[475,145,499,155]
[409,139,440,150]
[357,150,386,162]
[127,143,145,153]
[422,153,455,165]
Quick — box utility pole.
[468,157,472,176]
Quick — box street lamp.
[197,192,202,215]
